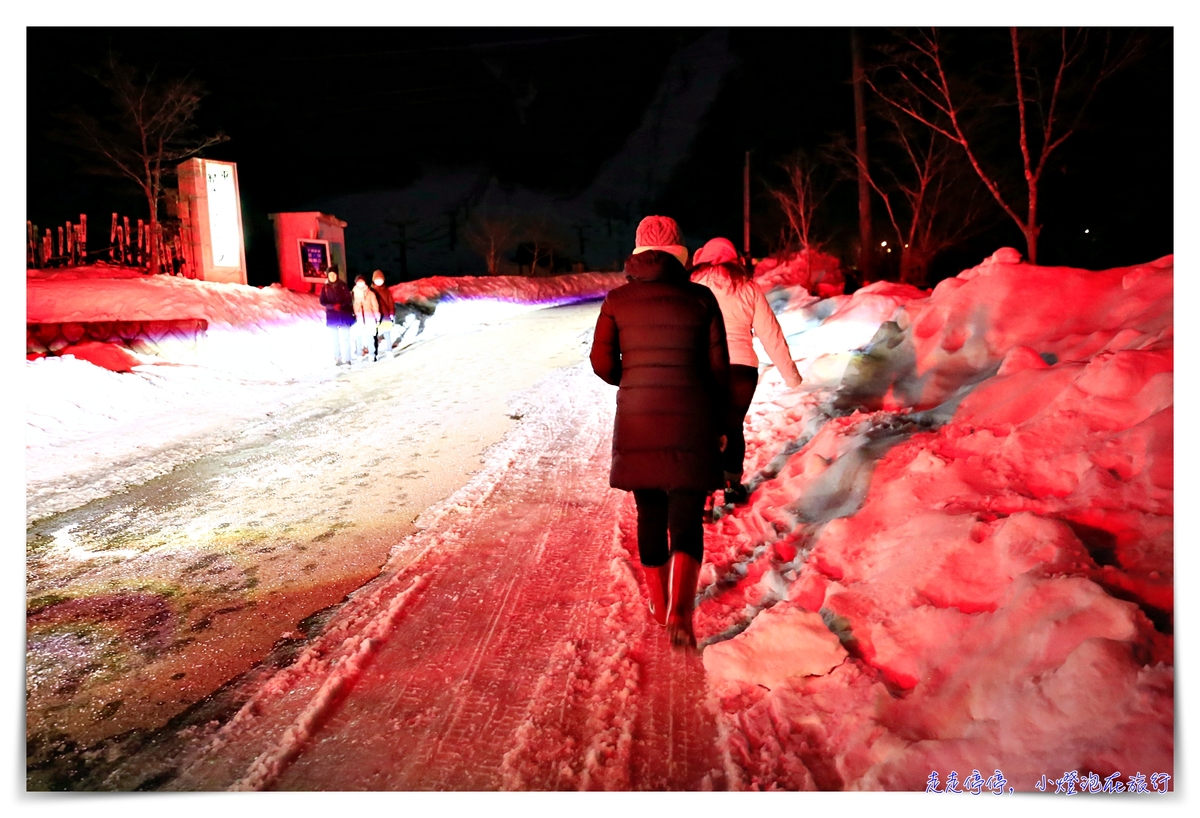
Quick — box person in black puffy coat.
[590,215,730,649]
[318,267,355,366]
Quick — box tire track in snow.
[171,362,723,790]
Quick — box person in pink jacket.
[691,237,803,504]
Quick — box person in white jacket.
[351,274,381,363]
[691,237,803,504]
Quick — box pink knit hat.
[632,215,689,266]
[692,237,739,267]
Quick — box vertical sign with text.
[205,161,241,268]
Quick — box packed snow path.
[27,300,723,790]
[28,302,601,774]
[170,364,723,791]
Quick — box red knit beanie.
[632,215,689,266]
[635,215,681,248]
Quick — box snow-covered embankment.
[25,269,624,521]
[697,249,1173,790]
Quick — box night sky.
[27,27,1173,285]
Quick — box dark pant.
[723,364,760,477]
[632,489,707,566]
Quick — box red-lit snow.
[25,252,1173,790]
[25,268,624,521]
[389,271,626,307]
[697,249,1173,790]
[754,247,846,296]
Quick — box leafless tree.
[869,28,1138,264]
[516,216,569,276]
[768,153,830,253]
[464,212,519,275]
[838,111,989,286]
[67,52,228,273]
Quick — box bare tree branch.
[63,51,229,272]
[871,27,1139,263]
[767,154,831,253]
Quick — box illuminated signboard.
[299,239,331,280]
[205,161,242,268]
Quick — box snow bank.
[25,269,626,521]
[840,248,1173,410]
[701,250,1174,790]
[27,272,322,327]
[55,341,143,373]
[390,272,625,307]
[27,272,328,380]
[782,280,927,386]
[754,248,845,296]
[27,269,626,379]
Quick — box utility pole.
[446,209,458,252]
[851,28,874,282]
[743,150,751,263]
[570,223,588,258]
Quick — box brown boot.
[642,563,670,626]
[666,550,702,649]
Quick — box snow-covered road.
[169,364,722,791]
[29,300,669,787]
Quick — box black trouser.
[632,489,707,567]
[723,364,760,478]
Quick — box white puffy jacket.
[691,266,802,387]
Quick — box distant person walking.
[690,237,802,505]
[370,269,397,360]
[318,267,354,367]
[351,274,381,363]
[394,295,437,346]
[590,215,730,649]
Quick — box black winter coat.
[590,250,730,492]
[319,280,355,327]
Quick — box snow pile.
[390,272,625,307]
[703,606,847,689]
[56,341,143,373]
[25,268,627,521]
[27,269,624,381]
[28,271,327,380]
[778,280,927,387]
[27,269,322,327]
[26,263,147,281]
[839,248,1173,410]
[754,248,845,296]
[699,250,1174,790]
